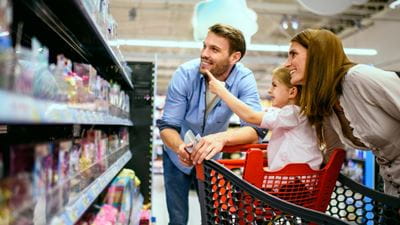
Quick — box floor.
[151,173,201,225]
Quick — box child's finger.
[205,70,216,81]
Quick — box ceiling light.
[291,16,299,30]
[280,15,289,30]
[389,0,400,9]
[0,31,10,37]
[129,8,137,20]
[344,48,377,56]
[108,39,377,56]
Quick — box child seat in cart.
[195,144,400,224]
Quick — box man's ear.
[230,51,241,64]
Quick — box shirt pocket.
[213,102,233,123]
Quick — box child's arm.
[205,70,264,125]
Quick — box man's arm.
[156,67,193,166]
[190,126,258,165]
[160,128,192,166]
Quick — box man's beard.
[200,59,231,80]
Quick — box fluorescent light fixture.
[109,39,377,56]
[0,31,10,37]
[389,0,400,9]
[344,48,377,56]
[109,39,202,49]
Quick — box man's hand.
[177,143,193,167]
[190,132,227,164]
[205,70,226,95]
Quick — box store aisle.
[152,174,201,225]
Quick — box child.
[205,66,322,171]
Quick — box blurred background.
[110,0,400,98]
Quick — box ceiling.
[110,0,400,97]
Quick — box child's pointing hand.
[205,70,226,95]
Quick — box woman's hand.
[205,70,226,95]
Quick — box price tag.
[82,195,90,207]
[67,208,79,222]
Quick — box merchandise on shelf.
[0,0,139,224]
[76,168,143,225]
[0,127,131,224]
[0,0,13,91]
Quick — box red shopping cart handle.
[221,143,268,153]
[217,159,246,170]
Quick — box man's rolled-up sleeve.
[156,67,188,133]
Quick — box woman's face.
[284,41,307,85]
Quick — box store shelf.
[73,0,133,89]
[15,0,133,89]
[50,150,132,225]
[0,90,133,125]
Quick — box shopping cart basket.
[195,144,348,224]
[196,144,400,224]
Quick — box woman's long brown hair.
[290,29,356,145]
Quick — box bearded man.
[156,23,267,225]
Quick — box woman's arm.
[206,70,264,125]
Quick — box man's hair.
[209,23,246,60]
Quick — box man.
[156,23,267,225]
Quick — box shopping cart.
[195,144,347,224]
[195,144,400,224]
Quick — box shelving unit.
[0,0,142,224]
[51,149,132,225]
[0,90,133,125]
[342,148,375,188]
[13,0,133,89]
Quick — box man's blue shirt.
[157,59,266,174]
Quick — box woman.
[284,28,400,197]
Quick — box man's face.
[199,32,235,80]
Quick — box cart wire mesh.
[196,160,349,225]
[327,173,400,224]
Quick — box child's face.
[268,77,291,108]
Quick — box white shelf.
[0,90,133,125]
[50,150,132,225]
[77,0,133,89]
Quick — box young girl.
[206,66,322,171]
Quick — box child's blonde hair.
[271,66,301,104]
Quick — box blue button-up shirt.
[157,59,266,174]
